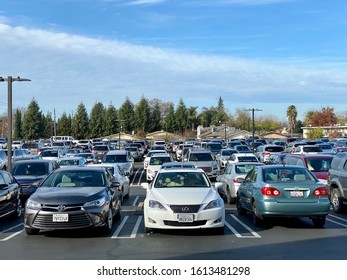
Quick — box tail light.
[261,187,281,196]
[313,187,328,196]
[232,178,238,183]
[263,151,271,156]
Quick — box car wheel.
[11,198,22,220]
[312,216,326,228]
[236,196,247,215]
[331,188,344,213]
[103,209,114,233]
[25,227,40,235]
[252,201,263,227]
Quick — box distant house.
[302,125,347,139]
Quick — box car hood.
[15,175,46,184]
[30,187,104,204]
[149,187,219,205]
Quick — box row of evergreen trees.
[13,96,229,141]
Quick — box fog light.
[148,217,157,224]
[214,217,223,224]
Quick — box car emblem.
[181,206,190,212]
[57,205,66,212]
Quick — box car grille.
[200,166,212,173]
[170,205,201,213]
[32,211,93,229]
[164,220,207,227]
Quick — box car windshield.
[235,164,259,174]
[41,170,105,187]
[154,172,210,188]
[59,159,82,166]
[41,150,58,157]
[306,158,332,172]
[189,153,213,161]
[12,162,48,176]
[263,167,317,183]
[104,155,127,163]
[221,150,235,156]
[150,157,171,165]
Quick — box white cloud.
[1,23,347,118]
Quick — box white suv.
[146,153,173,181]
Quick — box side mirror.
[111,181,121,188]
[236,177,245,183]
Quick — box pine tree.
[72,102,89,139]
[22,98,44,140]
[89,102,106,138]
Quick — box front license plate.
[177,214,194,223]
[53,213,69,222]
[290,191,304,197]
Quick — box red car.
[282,154,334,184]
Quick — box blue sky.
[1,0,347,121]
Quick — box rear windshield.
[303,146,322,153]
[237,156,258,162]
[265,146,284,152]
[189,153,213,161]
[306,157,332,172]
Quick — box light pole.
[219,120,227,144]
[245,108,262,153]
[0,76,31,173]
[116,120,125,150]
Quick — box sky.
[1,0,347,122]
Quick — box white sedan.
[141,168,225,234]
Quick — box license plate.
[177,214,193,223]
[290,191,304,197]
[53,213,69,222]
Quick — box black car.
[24,166,122,235]
[11,159,60,203]
[0,170,22,220]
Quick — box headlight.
[148,200,166,210]
[204,199,222,210]
[213,162,219,169]
[84,197,106,208]
[148,169,154,175]
[26,199,42,210]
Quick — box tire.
[11,198,22,220]
[103,209,114,234]
[312,216,326,228]
[331,188,344,213]
[25,227,40,235]
[236,196,247,215]
[252,201,263,227]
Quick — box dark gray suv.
[328,152,347,213]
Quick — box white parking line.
[226,214,261,238]
[328,214,347,223]
[111,216,129,238]
[130,216,142,238]
[0,223,24,241]
[326,218,347,228]
[132,196,139,206]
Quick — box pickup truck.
[328,152,347,213]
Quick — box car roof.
[157,167,204,174]
[285,154,333,158]
[106,150,127,155]
[12,159,53,164]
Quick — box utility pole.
[245,108,262,153]
[0,76,31,173]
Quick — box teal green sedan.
[236,165,330,227]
